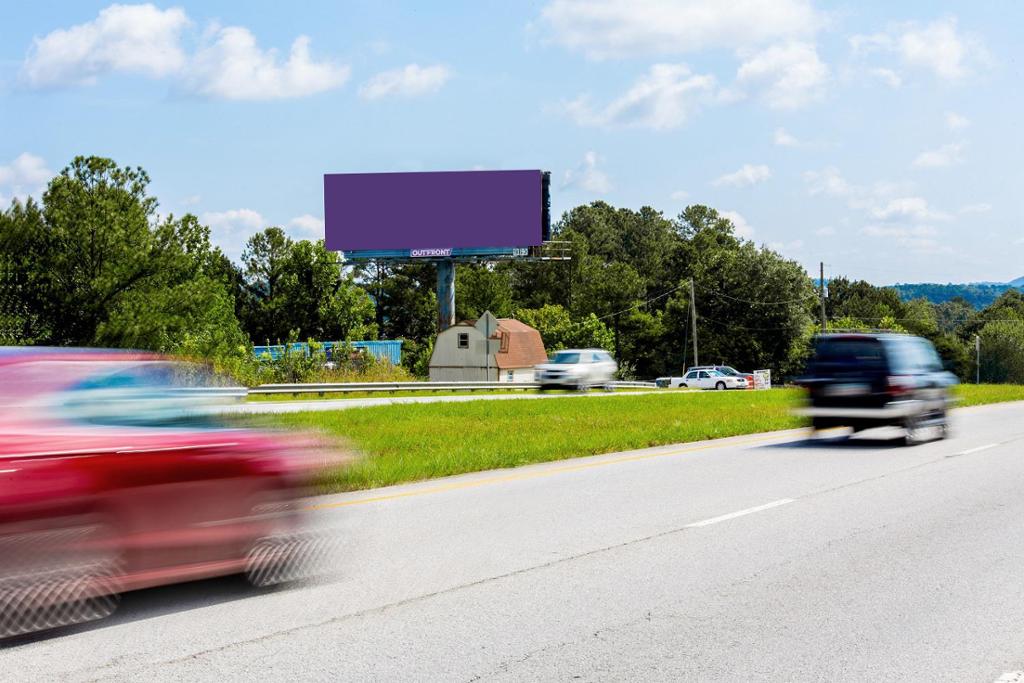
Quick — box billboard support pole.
[437,260,455,331]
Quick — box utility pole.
[819,261,827,333]
[689,278,699,367]
[975,335,981,384]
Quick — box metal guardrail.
[247,380,657,396]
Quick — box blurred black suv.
[794,333,958,443]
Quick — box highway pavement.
[228,389,664,414]
[5,401,1024,681]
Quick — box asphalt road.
[228,389,664,414]
[5,401,1024,682]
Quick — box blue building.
[252,340,402,365]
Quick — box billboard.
[324,170,549,253]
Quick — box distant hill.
[890,280,1023,309]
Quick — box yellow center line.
[309,429,802,510]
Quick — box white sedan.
[535,349,617,391]
[678,369,748,390]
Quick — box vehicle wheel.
[602,383,614,392]
[0,521,121,639]
[679,383,688,389]
[937,411,950,439]
[575,382,589,393]
[246,532,329,588]
[715,381,726,391]
[903,415,923,446]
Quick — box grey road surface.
[5,401,1024,682]
[229,389,663,414]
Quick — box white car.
[676,368,748,390]
[535,349,617,391]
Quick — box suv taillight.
[886,375,915,398]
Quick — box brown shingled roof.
[493,318,548,369]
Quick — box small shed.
[428,312,548,382]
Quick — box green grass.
[953,383,1024,407]
[251,383,1024,493]
[256,389,805,492]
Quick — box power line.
[591,281,689,323]
[696,287,817,306]
[699,315,804,332]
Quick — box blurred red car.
[0,349,323,638]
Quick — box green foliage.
[6,157,1022,389]
[977,320,1024,383]
[455,264,513,319]
[0,157,240,349]
[514,304,614,352]
[934,297,974,334]
[239,228,376,344]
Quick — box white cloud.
[0,153,52,205]
[720,210,754,239]
[869,67,902,88]
[19,5,350,100]
[945,111,970,130]
[803,166,851,197]
[202,208,264,230]
[912,142,966,169]
[562,151,612,194]
[713,163,772,188]
[862,224,936,238]
[851,17,990,83]
[803,167,910,213]
[870,197,950,222]
[959,203,991,214]
[815,226,836,236]
[670,189,689,200]
[898,17,987,81]
[187,28,349,100]
[768,238,804,252]
[288,214,325,238]
[201,208,264,259]
[861,224,951,254]
[540,0,821,59]
[736,41,828,109]
[773,127,800,147]
[359,63,452,100]
[804,166,953,254]
[563,63,717,130]
[21,3,189,87]
[180,194,201,207]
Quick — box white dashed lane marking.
[685,499,795,528]
[958,443,1000,456]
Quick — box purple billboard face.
[324,170,544,252]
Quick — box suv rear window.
[884,337,943,374]
[812,338,885,368]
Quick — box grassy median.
[253,384,1023,492]
[259,389,805,491]
[953,383,1024,407]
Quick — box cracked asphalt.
[5,401,1024,681]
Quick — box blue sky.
[1,1,1020,284]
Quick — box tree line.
[2,156,1022,384]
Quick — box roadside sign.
[752,369,772,390]
[475,311,501,379]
